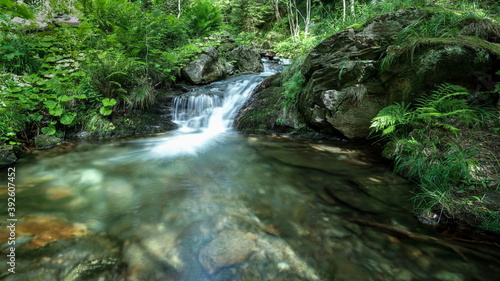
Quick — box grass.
[371,83,500,232]
[281,56,306,109]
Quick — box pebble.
[198,229,256,275]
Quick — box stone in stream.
[230,46,264,73]
[34,134,61,149]
[181,47,230,84]
[198,229,257,275]
[0,145,17,168]
[1,216,89,249]
[0,234,122,281]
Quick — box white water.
[149,64,277,158]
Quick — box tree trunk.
[304,0,311,35]
[342,0,347,22]
[271,0,281,22]
[177,0,181,18]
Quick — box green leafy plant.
[281,56,306,109]
[99,98,117,115]
[371,83,490,216]
[184,0,223,37]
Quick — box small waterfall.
[172,94,224,132]
[171,72,273,134]
[150,61,279,157]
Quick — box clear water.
[1,64,499,281]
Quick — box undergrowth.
[371,83,500,233]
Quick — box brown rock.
[198,229,256,275]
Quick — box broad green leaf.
[44,100,57,109]
[41,126,56,135]
[382,125,395,136]
[49,106,63,116]
[29,113,43,122]
[102,98,117,107]
[100,107,112,116]
[60,112,76,125]
[59,95,73,102]
[0,0,15,8]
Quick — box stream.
[1,61,500,281]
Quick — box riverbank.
[234,6,500,237]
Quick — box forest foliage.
[0,0,499,146]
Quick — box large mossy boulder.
[230,46,264,73]
[74,94,178,140]
[237,9,500,139]
[181,47,231,84]
[234,73,308,134]
[181,45,264,85]
[301,9,500,139]
[298,8,500,139]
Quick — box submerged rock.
[0,234,122,280]
[198,229,256,275]
[4,216,89,249]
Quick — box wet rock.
[230,46,264,73]
[234,73,309,135]
[0,145,17,168]
[350,173,412,210]
[198,229,256,275]
[78,169,104,185]
[324,187,391,213]
[64,257,122,281]
[1,235,122,281]
[77,105,178,140]
[34,134,61,150]
[181,47,230,84]
[46,187,73,200]
[9,216,88,249]
[435,271,465,281]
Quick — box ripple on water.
[1,135,500,280]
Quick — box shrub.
[183,0,223,37]
[370,83,489,214]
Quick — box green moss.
[346,23,365,32]
[34,134,61,150]
[422,37,500,56]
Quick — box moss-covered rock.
[34,135,61,150]
[234,73,313,135]
[0,145,17,168]
[293,8,500,139]
[74,93,178,140]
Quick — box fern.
[413,83,479,128]
[370,102,413,136]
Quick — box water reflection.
[1,134,499,280]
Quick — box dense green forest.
[1,0,497,146]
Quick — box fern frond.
[370,102,413,136]
[434,122,460,133]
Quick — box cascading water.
[3,59,500,281]
[150,61,278,157]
